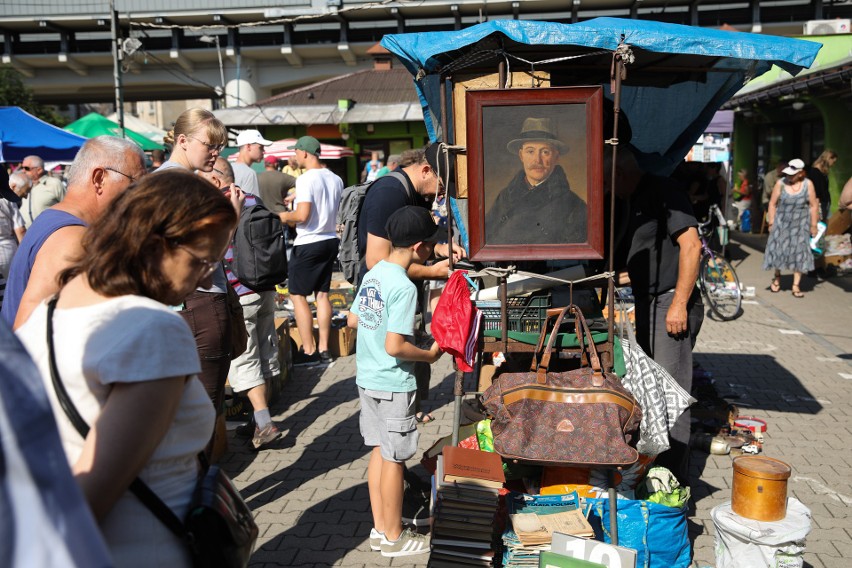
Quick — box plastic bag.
[712,499,811,568]
[587,496,691,568]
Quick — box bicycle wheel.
[700,253,743,321]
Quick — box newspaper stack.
[500,491,589,568]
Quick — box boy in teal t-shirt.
[348,206,444,558]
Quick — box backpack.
[337,171,411,285]
[229,202,288,292]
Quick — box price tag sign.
[550,532,637,568]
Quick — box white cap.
[782,158,805,176]
[236,129,273,147]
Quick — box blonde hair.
[812,149,837,172]
[164,108,227,147]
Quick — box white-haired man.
[2,136,146,329]
[19,154,66,227]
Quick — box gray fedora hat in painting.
[506,117,568,154]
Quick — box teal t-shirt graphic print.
[353,261,418,392]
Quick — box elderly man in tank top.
[1,137,146,329]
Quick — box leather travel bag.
[481,305,642,467]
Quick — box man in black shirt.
[613,148,703,486]
[357,144,464,285]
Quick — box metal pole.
[109,1,125,136]
[215,37,225,106]
[606,54,626,548]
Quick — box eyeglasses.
[104,166,137,184]
[21,166,35,171]
[189,136,225,154]
[176,244,222,278]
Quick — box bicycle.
[697,204,743,321]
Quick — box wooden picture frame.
[466,86,604,261]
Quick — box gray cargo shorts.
[358,387,419,463]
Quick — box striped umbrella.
[229,138,354,161]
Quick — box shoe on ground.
[369,528,384,551]
[293,348,320,367]
[319,350,334,364]
[235,416,256,438]
[380,528,430,557]
[251,423,281,450]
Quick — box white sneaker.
[369,528,384,551]
[380,527,430,557]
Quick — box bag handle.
[530,305,577,384]
[570,306,605,383]
[534,304,604,386]
[529,306,570,372]
[46,296,193,542]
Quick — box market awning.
[0,106,87,162]
[64,113,165,151]
[228,138,354,161]
[705,110,734,133]
[381,17,821,174]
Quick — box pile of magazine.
[501,491,588,568]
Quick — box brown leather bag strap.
[571,306,605,386]
[535,305,573,383]
[529,306,569,372]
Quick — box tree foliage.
[0,67,67,127]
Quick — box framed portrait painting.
[465,86,604,261]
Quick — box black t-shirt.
[356,170,427,282]
[626,174,697,297]
[807,167,830,205]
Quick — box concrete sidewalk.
[222,235,851,567]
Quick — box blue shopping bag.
[586,497,691,568]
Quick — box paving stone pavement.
[221,235,852,567]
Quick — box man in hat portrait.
[485,117,587,245]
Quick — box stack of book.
[428,446,506,568]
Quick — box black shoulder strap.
[46,296,190,540]
[387,171,414,204]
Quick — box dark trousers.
[180,291,232,414]
[634,289,704,485]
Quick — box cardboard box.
[275,317,356,358]
[824,254,851,267]
[328,281,357,310]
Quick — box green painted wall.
[811,97,852,214]
[732,115,757,191]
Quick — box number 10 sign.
[549,532,637,568]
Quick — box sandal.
[791,286,804,298]
[415,412,435,424]
[769,279,781,293]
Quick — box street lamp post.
[200,34,225,107]
[110,0,125,134]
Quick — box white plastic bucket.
[712,498,811,568]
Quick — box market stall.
[381,17,820,565]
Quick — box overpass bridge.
[1,0,847,107]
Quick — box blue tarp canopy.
[0,107,87,163]
[381,17,821,174]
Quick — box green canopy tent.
[64,113,165,151]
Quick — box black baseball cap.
[425,142,441,172]
[385,206,444,247]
